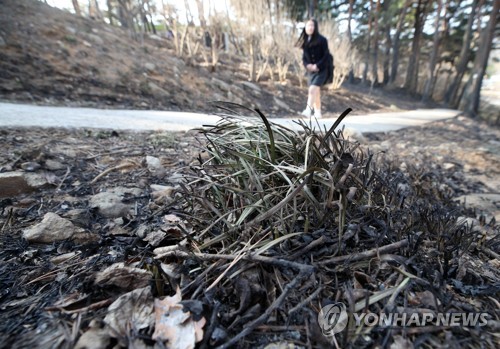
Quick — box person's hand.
[306,64,314,72]
[312,64,319,72]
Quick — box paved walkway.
[0,102,461,133]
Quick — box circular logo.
[318,302,348,336]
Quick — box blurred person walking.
[296,18,333,119]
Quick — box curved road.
[0,102,460,133]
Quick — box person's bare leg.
[307,86,315,110]
[308,85,321,117]
[314,86,321,116]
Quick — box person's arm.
[315,37,330,71]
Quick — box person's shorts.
[308,68,328,87]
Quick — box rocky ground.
[0,112,498,348]
[0,1,499,348]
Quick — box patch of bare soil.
[364,115,500,221]
[0,113,498,348]
[0,0,435,117]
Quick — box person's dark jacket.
[302,34,330,72]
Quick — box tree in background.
[42,0,498,117]
[458,0,499,116]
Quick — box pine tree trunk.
[444,0,481,105]
[195,0,206,28]
[88,0,103,20]
[107,0,114,25]
[371,0,381,85]
[389,0,412,84]
[72,0,81,16]
[347,0,355,83]
[459,0,499,117]
[403,0,430,93]
[382,0,392,85]
[362,0,374,85]
[422,0,443,101]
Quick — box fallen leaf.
[104,287,154,346]
[152,287,206,348]
[95,262,152,290]
[390,335,414,349]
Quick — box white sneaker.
[314,111,322,119]
[301,107,313,117]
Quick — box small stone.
[144,62,156,72]
[147,82,169,96]
[135,224,148,238]
[146,155,162,171]
[0,172,48,198]
[24,173,49,188]
[443,163,455,170]
[89,192,131,218]
[87,33,104,45]
[150,184,175,199]
[343,128,366,143]
[211,77,230,91]
[21,162,41,172]
[380,140,391,151]
[0,172,33,198]
[45,159,66,171]
[108,187,143,197]
[23,212,76,243]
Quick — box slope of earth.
[0,0,437,117]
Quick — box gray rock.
[212,77,230,91]
[87,33,104,46]
[146,155,162,171]
[45,159,66,171]
[144,62,156,72]
[0,172,33,198]
[147,81,169,96]
[24,173,49,188]
[0,35,6,46]
[21,162,41,172]
[0,171,48,198]
[23,212,76,243]
[108,186,143,197]
[343,127,367,143]
[89,191,132,218]
[135,224,148,238]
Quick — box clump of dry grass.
[178,107,382,253]
[161,106,497,348]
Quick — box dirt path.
[0,102,460,133]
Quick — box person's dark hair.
[295,18,321,48]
